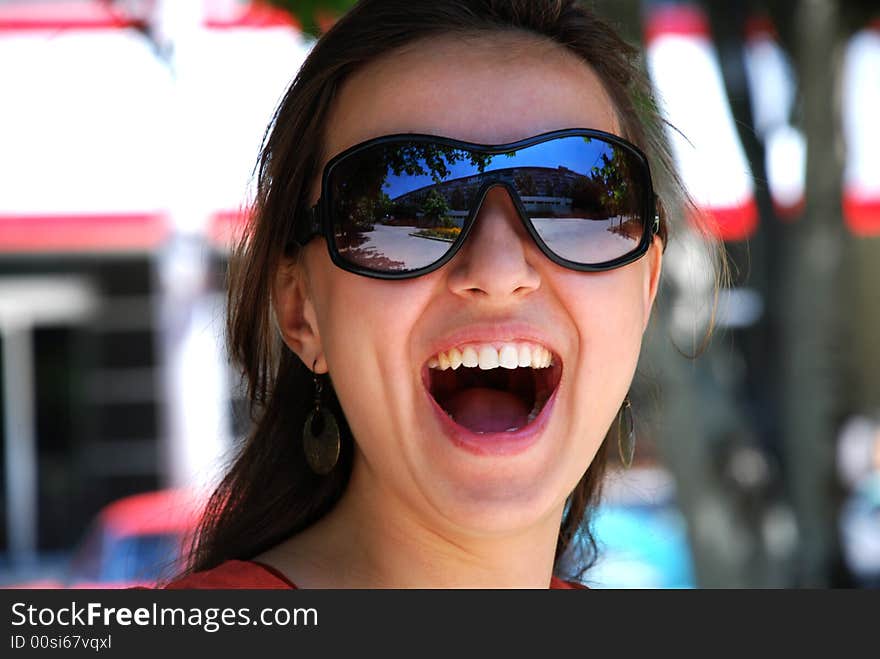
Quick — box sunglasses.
[293,129,660,279]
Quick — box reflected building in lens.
[391,166,584,227]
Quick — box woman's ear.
[642,235,664,330]
[273,256,327,372]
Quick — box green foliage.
[412,227,461,242]
[376,192,393,222]
[383,144,494,181]
[266,0,358,38]
[421,189,450,223]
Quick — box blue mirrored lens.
[327,135,647,273]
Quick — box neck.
[266,459,565,589]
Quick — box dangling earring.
[302,360,341,475]
[617,398,636,469]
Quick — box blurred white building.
[0,0,311,564]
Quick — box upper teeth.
[427,342,553,370]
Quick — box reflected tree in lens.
[421,189,450,223]
[383,144,494,229]
[571,138,643,242]
[332,141,495,271]
[334,143,492,231]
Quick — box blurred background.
[0,0,877,589]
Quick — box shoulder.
[162,560,297,590]
[550,576,589,589]
[161,560,584,589]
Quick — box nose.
[446,185,541,300]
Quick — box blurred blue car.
[566,468,696,589]
[585,501,695,588]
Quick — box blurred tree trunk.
[776,0,846,587]
[627,0,767,587]
[837,4,880,433]
[704,0,795,588]
[709,0,863,588]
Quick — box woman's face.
[278,34,662,538]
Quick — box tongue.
[443,387,530,433]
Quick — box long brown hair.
[179,0,683,583]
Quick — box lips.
[422,340,563,439]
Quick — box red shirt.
[163,560,586,589]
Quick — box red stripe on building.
[0,1,137,31]
[745,14,778,42]
[690,199,759,242]
[0,0,301,32]
[844,195,880,237]
[645,4,711,45]
[208,210,250,249]
[0,214,168,252]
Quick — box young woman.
[165,0,684,589]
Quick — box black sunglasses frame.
[294,128,660,280]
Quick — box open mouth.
[423,343,563,434]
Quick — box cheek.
[562,274,647,468]
[312,269,428,362]
[559,269,648,434]
[563,269,648,359]
[306,252,435,440]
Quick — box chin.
[412,425,597,538]
[429,483,565,537]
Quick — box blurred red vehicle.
[64,488,203,588]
